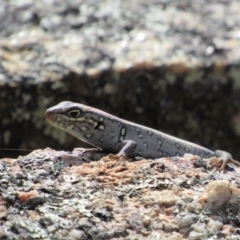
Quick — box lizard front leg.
[116,140,137,158]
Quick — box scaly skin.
[45,101,240,169]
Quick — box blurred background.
[0,0,240,159]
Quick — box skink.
[45,101,240,169]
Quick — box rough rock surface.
[1,1,240,239]
[1,149,240,239]
[0,0,240,159]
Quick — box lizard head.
[45,101,109,144]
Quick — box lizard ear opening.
[67,109,81,118]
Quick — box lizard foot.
[209,150,240,170]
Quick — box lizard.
[45,101,240,170]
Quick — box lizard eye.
[67,109,81,118]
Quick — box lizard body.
[45,101,239,169]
